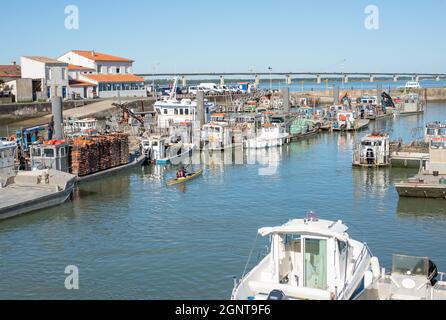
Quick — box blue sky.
[1,0,445,74]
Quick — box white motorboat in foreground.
[232,214,375,300]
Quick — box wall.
[20,57,45,79]
[9,79,33,103]
[290,87,446,104]
[67,86,85,99]
[98,89,146,99]
[0,100,98,122]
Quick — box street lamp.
[268,66,273,91]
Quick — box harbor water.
[1,103,446,299]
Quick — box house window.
[185,109,189,115]
[97,65,102,73]
[116,67,120,74]
[174,109,178,115]
[179,109,184,115]
[47,86,51,98]
[163,109,168,115]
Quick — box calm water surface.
[0,103,446,299]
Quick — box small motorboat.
[166,168,204,186]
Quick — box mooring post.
[51,96,63,140]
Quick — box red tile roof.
[67,64,95,71]
[0,65,21,79]
[69,80,96,87]
[83,74,145,83]
[72,50,134,63]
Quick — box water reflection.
[352,167,391,197]
[397,198,446,220]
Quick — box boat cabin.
[64,118,98,137]
[140,135,168,160]
[397,93,424,114]
[426,136,446,175]
[201,122,232,151]
[0,141,17,188]
[353,133,390,167]
[333,112,356,131]
[425,122,446,143]
[154,98,213,129]
[359,96,378,106]
[232,216,372,300]
[30,140,70,172]
[169,122,193,144]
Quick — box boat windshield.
[392,254,429,277]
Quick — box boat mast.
[169,77,178,101]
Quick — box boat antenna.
[241,233,260,280]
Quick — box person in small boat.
[176,166,187,179]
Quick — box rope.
[241,233,260,279]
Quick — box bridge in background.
[136,72,446,86]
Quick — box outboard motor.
[267,290,287,300]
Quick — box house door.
[303,237,328,290]
[83,87,87,99]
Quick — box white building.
[58,50,146,99]
[21,56,69,99]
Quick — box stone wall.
[0,100,99,123]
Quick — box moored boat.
[0,169,76,220]
[357,254,446,300]
[232,213,375,300]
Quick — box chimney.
[92,51,95,57]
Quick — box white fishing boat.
[332,112,370,132]
[357,254,446,300]
[244,124,289,149]
[201,116,233,151]
[232,214,375,300]
[154,78,215,129]
[352,133,390,167]
[404,81,421,89]
[140,135,195,165]
[395,93,425,115]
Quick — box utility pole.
[268,66,272,91]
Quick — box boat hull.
[156,145,195,165]
[0,184,75,220]
[77,154,147,184]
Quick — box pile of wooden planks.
[68,133,130,177]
